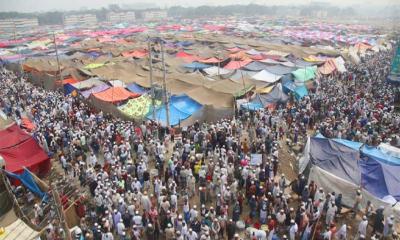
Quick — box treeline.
[0,3,395,26]
[167,4,356,18]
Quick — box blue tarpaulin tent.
[183,62,211,70]
[281,75,297,94]
[309,137,361,185]
[63,83,77,96]
[360,157,400,200]
[146,95,202,126]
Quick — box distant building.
[106,11,136,23]
[63,14,97,27]
[0,18,39,33]
[142,10,168,21]
[311,10,328,18]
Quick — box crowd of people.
[0,47,399,240]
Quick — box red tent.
[0,124,50,176]
[0,123,30,149]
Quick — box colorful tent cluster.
[0,123,50,176]
[300,135,400,218]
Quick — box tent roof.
[186,86,233,108]
[0,123,31,149]
[292,66,317,82]
[81,84,110,98]
[71,77,104,90]
[0,137,50,174]
[224,60,252,70]
[251,70,282,83]
[92,87,140,102]
[310,137,361,185]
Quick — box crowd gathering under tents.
[0,17,399,240]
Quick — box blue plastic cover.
[183,62,211,70]
[241,102,264,111]
[294,85,308,100]
[170,95,202,115]
[359,157,400,200]
[146,95,202,126]
[310,137,361,185]
[281,75,297,94]
[6,169,47,201]
[361,145,400,166]
[314,134,363,150]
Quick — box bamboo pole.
[0,169,42,231]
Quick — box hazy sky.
[0,0,398,12]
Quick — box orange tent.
[229,51,250,60]
[92,87,140,102]
[318,59,337,75]
[62,77,79,85]
[121,50,148,58]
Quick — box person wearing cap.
[165,223,175,240]
[211,218,221,239]
[276,209,286,231]
[289,219,298,240]
[383,215,395,238]
[116,219,125,239]
[145,223,155,240]
[357,215,368,239]
[353,189,363,218]
[326,201,337,225]
[187,228,198,240]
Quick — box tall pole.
[217,50,221,78]
[13,21,23,75]
[51,184,72,240]
[53,32,62,94]
[160,40,170,127]
[148,39,156,120]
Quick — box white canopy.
[251,70,282,83]
[203,66,232,77]
[108,80,127,88]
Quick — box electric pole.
[53,32,62,94]
[160,39,170,127]
[148,38,156,120]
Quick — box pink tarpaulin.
[224,60,252,70]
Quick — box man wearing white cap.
[357,216,368,239]
[186,228,198,240]
[289,219,298,240]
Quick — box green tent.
[292,66,317,82]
